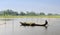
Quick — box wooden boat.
[20,20,48,26]
[20,22,35,26]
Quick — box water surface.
[0,18,60,35]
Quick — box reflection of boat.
[20,20,48,26]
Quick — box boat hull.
[20,22,47,26]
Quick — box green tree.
[40,12,45,15]
[26,11,36,16]
[48,13,53,15]
[2,9,18,16]
[20,11,26,16]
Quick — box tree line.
[0,9,59,16]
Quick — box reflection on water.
[0,18,60,35]
[20,25,48,29]
[0,18,14,21]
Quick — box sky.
[0,0,60,14]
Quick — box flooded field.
[0,18,60,35]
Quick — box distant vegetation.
[0,9,60,16]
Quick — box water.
[0,18,60,35]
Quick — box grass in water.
[0,15,60,18]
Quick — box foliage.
[40,12,45,15]
[26,11,37,16]
[20,11,26,16]
[48,13,53,15]
[0,9,59,16]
